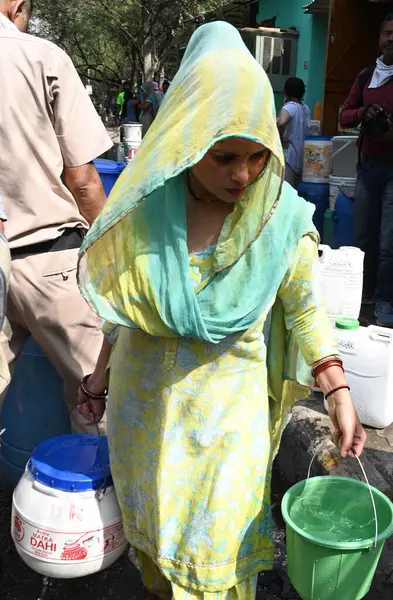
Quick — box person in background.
[120,88,139,124]
[0,0,112,432]
[340,13,393,327]
[139,82,162,137]
[163,79,170,94]
[116,89,125,124]
[77,22,365,600]
[277,77,311,189]
[153,81,165,108]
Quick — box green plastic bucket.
[282,476,393,600]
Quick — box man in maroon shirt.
[340,14,393,327]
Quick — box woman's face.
[191,138,269,203]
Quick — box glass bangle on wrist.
[312,356,344,380]
[325,385,351,400]
[80,375,108,400]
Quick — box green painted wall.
[257,1,328,116]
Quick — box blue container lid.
[93,158,126,175]
[28,434,113,492]
[306,136,332,141]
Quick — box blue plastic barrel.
[93,159,126,196]
[0,337,71,489]
[298,182,330,238]
[334,191,355,248]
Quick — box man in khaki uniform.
[0,0,112,431]
[0,200,11,396]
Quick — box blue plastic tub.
[0,338,71,489]
[298,182,330,238]
[93,159,126,196]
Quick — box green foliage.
[32,0,228,88]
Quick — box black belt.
[11,228,86,259]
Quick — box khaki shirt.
[0,27,113,249]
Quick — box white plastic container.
[318,245,364,323]
[124,141,140,163]
[303,136,333,184]
[329,175,356,210]
[121,123,142,144]
[309,120,321,136]
[116,143,125,163]
[324,319,393,429]
[12,435,127,579]
[332,136,358,178]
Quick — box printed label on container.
[12,512,126,562]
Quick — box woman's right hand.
[78,372,107,424]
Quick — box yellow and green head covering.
[78,21,316,343]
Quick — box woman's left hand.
[327,390,367,458]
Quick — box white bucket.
[303,137,332,184]
[318,245,364,323]
[332,136,358,178]
[12,435,127,579]
[329,175,357,210]
[324,320,393,429]
[121,123,142,144]
[309,120,321,136]
[124,141,140,163]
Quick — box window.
[241,29,299,92]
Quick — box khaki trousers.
[0,248,105,433]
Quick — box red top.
[340,68,393,159]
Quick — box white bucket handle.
[331,139,353,159]
[307,438,379,550]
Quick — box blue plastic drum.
[334,191,355,248]
[0,338,71,489]
[298,182,330,238]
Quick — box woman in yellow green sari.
[77,22,366,600]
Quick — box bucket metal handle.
[307,439,379,550]
[331,139,354,159]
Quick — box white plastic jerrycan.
[318,245,364,323]
[324,319,393,429]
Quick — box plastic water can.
[12,435,127,578]
[303,137,332,184]
[121,123,142,144]
[124,142,139,162]
[309,120,321,136]
[332,136,358,178]
[325,319,393,428]
[329,175,356,210]
[334,191,355,248]
[318,245,364,322]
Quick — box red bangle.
[325,385,350,400]
[312,359,344,380]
